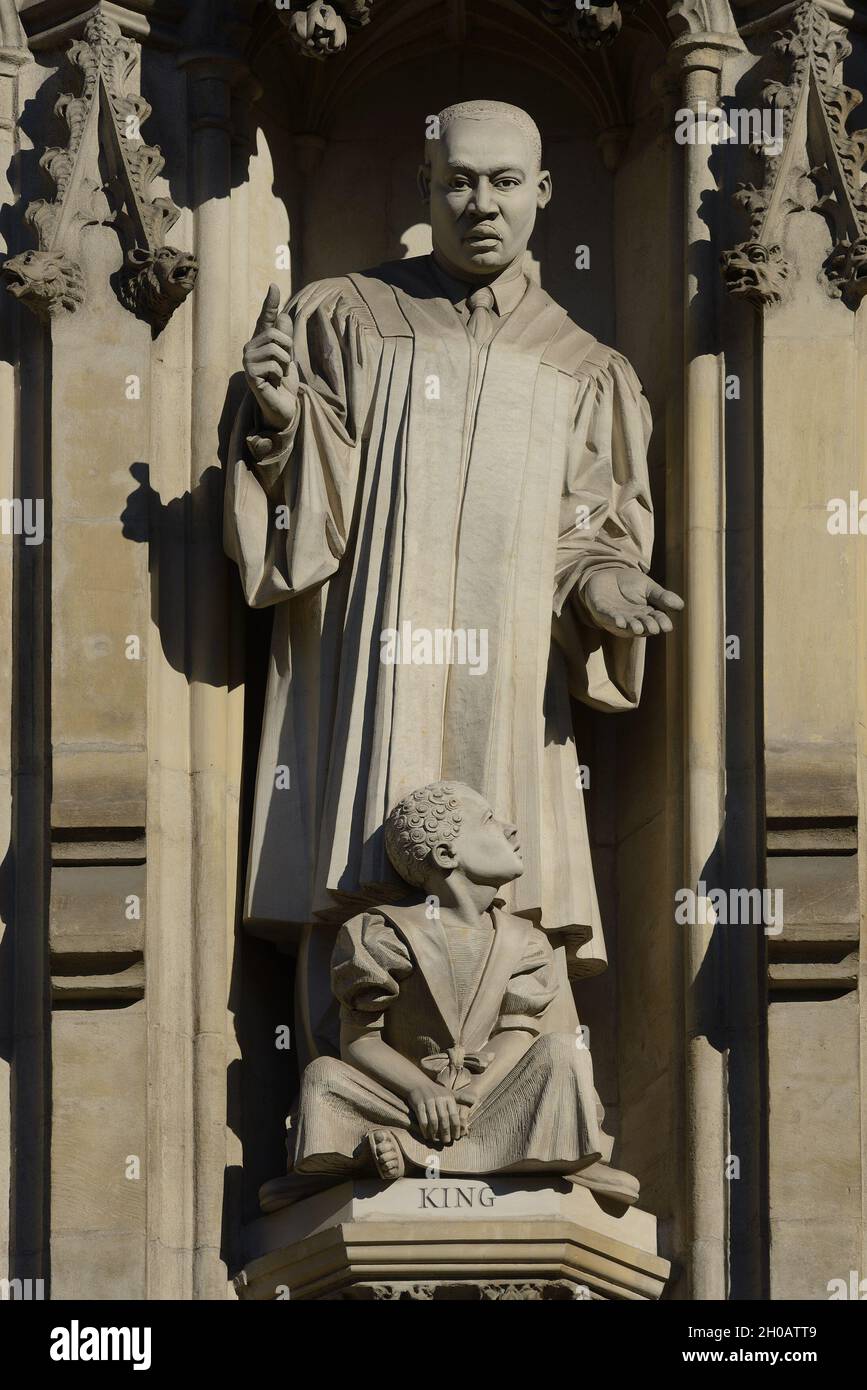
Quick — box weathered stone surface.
[50,1005,147,1300]
[240,1178,669,1302]
[767,990,861,1300]
[0,0,863,1310]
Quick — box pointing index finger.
[254,283,282,335]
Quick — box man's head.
[385,780,523,894]
[419,100,552,281]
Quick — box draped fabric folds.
[224,256,654,975]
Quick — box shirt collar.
[428,253,528,317]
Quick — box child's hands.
[455,1084,481,1132]
[408,1083,467,1144]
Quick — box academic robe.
[224,255,654,975]
[292,904,603,1176]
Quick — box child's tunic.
[293,902,604,1175]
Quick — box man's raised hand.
[243,283,300,433]
[582,569,684,638]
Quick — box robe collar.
[378,900,531,1046]
[349,259,567,355]
[427,253,528,318]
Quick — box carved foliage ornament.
[276,0,373,60]
[722,1,867,311]
[336,1279,590,1300]
[2,15,197,329]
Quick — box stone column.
[858,307,867,1300]
[739,0,867,1299]
[666,6,746,1300]
[0,4,40,1289]
[176,38,246,1301]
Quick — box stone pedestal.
[236,1178,670,1301]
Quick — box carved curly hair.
[384,781,464,889]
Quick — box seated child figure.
[292,780,606,1180]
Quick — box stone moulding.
[2,13,197,329]
[321,1278,593,1299]
[721,0,867,311]
[238,1178,671,1302]
[238,1219,671,1301]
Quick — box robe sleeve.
[492,928,560,1036]
[552,346,655,712]
[330,912,414,1034]
[223,279,379,608]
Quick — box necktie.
[467,286,497,347]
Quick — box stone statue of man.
[224,99,682,981]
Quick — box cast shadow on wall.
[119,389,296,1241]
[118,371,256,691]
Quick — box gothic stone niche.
[227,97,677,1300]
[2,13,197,330]
[721,0,867,311]
[273,0,647,61]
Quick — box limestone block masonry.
[0,0,864,1309]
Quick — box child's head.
[385,780,523,894]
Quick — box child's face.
[440,787,523,888]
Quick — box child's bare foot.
[367,1129,405,1179]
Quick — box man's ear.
[431,841,458,872]
[537,169,553,210]
[417,161,432,205]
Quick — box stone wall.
[0,0,864,1302]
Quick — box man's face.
[436,787,523,888]
[423,117,552,280]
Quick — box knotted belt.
[420,1045,495,1091]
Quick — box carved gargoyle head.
[720,240,791,309]
[118,244,199,333]
[1,248,86,318]
[284,2,348,58]
[824,236,867,308]
[570,3,623,48]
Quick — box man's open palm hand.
[583,569,684,637]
